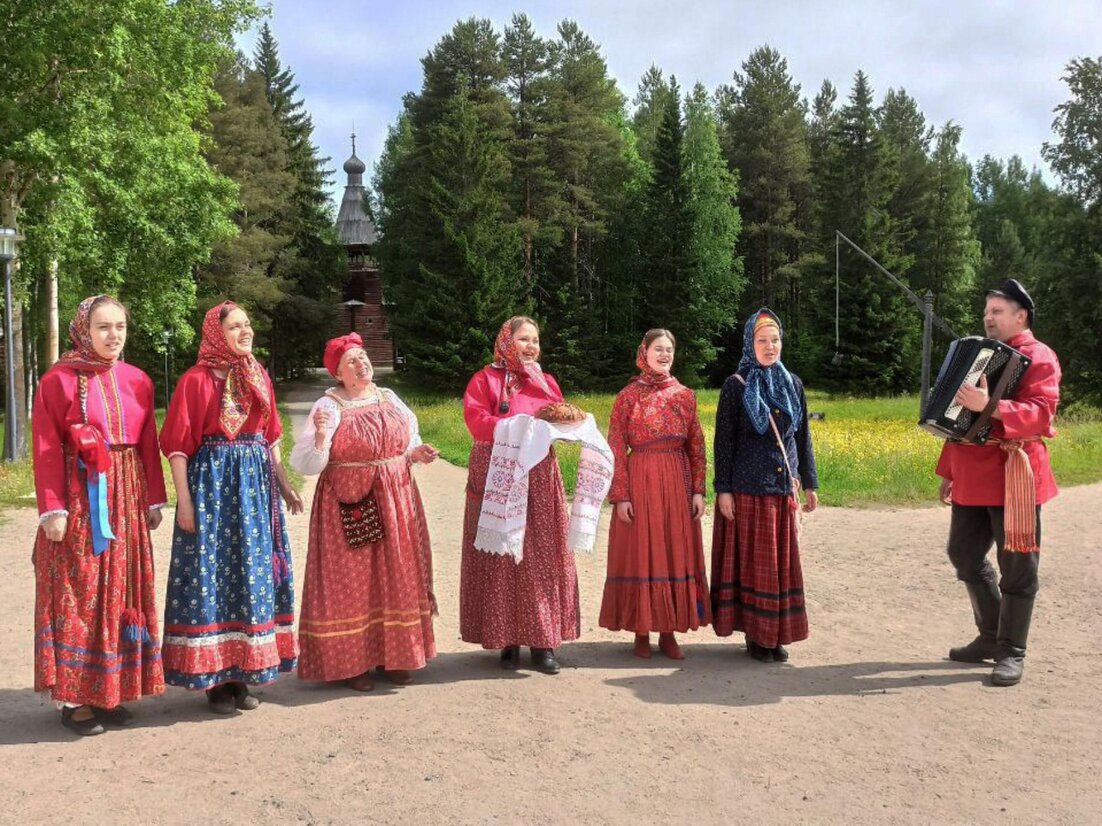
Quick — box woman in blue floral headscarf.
[710,308,819,663]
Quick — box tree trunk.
[46,258,59,365]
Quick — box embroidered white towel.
[474,413,614,561]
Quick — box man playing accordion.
[936,278,1061,686]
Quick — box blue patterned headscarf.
[737,308,802,436]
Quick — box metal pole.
[920,290,934,408]
[3,258,18,462]
[835,232,840,349]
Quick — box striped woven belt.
[962,436,1042,552]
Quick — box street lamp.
[343,299,365,333]
[161,328,173,409]
[0,227,20,462]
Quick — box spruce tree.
[392,88,523,384]
[715,46,814,376]
[199,58,297,321]
[680,83,742,384]
[814,71,912,393]
[252,23,344,375]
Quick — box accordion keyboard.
[944,347,994,422]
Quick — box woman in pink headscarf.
[459,316,579,675]
[159,301,302,713]
[290,333,439,692]
[32,295,167,736]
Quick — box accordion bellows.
[920,336,1031,444]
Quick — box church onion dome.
[343,153,367,175]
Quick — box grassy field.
[382,378,1102,508]
[4,392,1100,512]
[0,407,301,516]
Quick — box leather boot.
[949,579,1001,662]
[990,594,1034,687]
[530,647,561,675]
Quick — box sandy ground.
[0,379,1099,825]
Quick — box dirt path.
[0,381,1098,824]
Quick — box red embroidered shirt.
[32,361,167,514]
[607,379,706,503]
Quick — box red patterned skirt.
[710,492,808,646]
[298,461,436,680]
[460,442,580,650]
[33,446,165,707]
[599,443,711,633]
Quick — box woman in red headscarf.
[32,294,168,735]
[459,316,578,674]
[290,333,439,691]
[599,329,711,659]
[159,302,302,713]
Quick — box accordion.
[919,336,1031,444]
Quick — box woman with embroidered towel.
[291,333,439,691]
[599,329,711,660]
[460,316,613,674]
[711,309,819,663]
[160,301,302,713]
[32,295,168,736]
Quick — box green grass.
[380,378,1102,508]
[6,391,1101,511]
[0,407,300,513]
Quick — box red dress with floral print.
[599,379,711,633]
[459,366,580,649]
[297,397,436,679]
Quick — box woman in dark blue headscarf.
[710,308,819,663]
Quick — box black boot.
[949,579,1001,662]
[530,647,561,675]
[990,594,1034,687]
[500,645,521,671]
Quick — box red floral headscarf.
[324,332,364,378]
[196,301,270,438]
[58,295,121,374]
[493,316,551,397]
[635,334,677,388]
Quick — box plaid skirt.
[710,492,808,646]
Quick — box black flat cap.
[987,278,1034,325]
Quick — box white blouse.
[289,387,423,476]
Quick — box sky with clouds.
[236,0,1101,205]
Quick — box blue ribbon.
[78,458,116,555]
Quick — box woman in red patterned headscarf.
[159,301,302,713]
[458,315,578,675]
[32,295,168,735]
[599,329,711,659]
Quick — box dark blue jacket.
[713,370,818,496]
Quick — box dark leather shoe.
[94,705,134,727]
[991,656,1025,686]
[747,641,774,663]
[206,684,236,715]
[62,706,106,736]
[772,645,790,662]
[500,646,521,671]
[949,634,999,663]
[530,647,561,675]
[231,682,260,710]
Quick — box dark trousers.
[946,505,1041,597]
